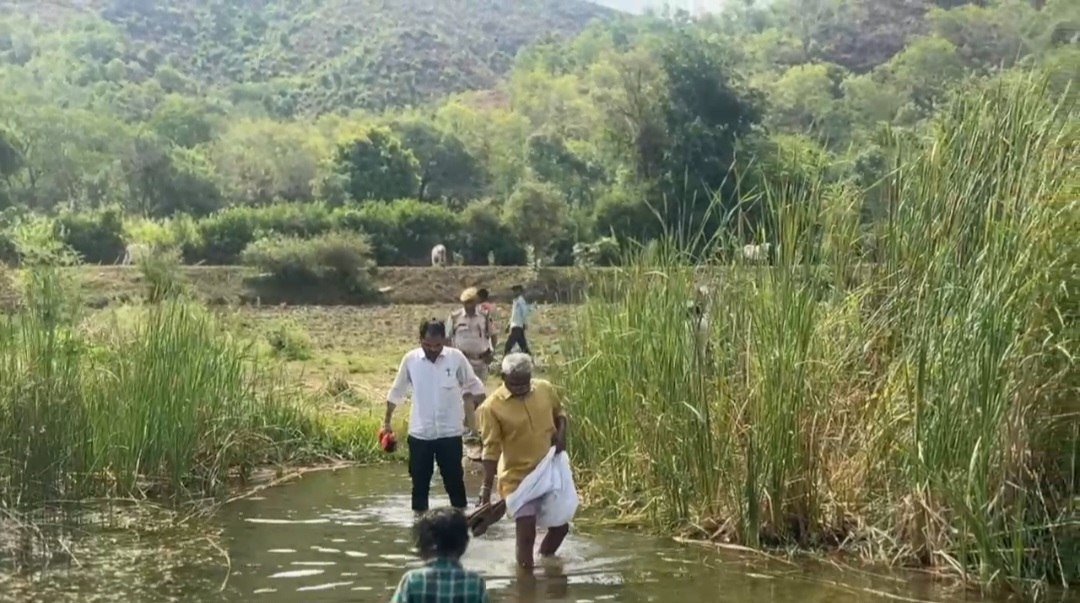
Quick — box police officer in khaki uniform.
[449,287,494,441]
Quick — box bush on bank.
[559,79,1078,595]
[241,230,376,296]
[0,198,548,268]
[0,263,381,515]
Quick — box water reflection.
[3,464,1063,603]
[214,465,993,603]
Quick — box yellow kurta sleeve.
[478,401,502,462]
[537,380,565,418]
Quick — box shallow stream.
[0,465,1047,602]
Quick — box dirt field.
[55,265,592,308]
[224,303,578,404]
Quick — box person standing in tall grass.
[384,319,487,515]
[686,295,712,362]
[477,288,498,350]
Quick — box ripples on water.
[0,465,1036,603]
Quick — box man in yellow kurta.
[477,353,569,569]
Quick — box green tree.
[766,62,850,145]
[656,26,763,230]
[887,35,967,115]
[460,200,526,265]
[770,0,848,63]
[333,126,420,202]
[121,135,223,217]
[589,49,669,183]
[388,118,485,204]
[0,127,21,209]
[212,119,324,205]
[841,72,906,129]
[0,128,23,184]
[149,95,219,148]
[0,104,131,210]
[593,179,662,244]
[526,129,602,208]
[503,179,570,260]
[928,2,1039,72]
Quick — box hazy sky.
[588,0,722,15]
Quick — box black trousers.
[407,435,467,512]
[504,326,531,355]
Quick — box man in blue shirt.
[503,284,531,356]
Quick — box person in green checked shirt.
[390,508,490,603]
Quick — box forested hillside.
[0,0,614,114]
[0,0,1074,269]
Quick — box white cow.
[430,244,447,267]
[122,243,150,265]
[742,243,773,264]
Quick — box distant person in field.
[689,287,712,360]
[450,287,495,443]
[450,287,495,382]
[390,508,490,603]
[384,319,486,514]
[476,288,498,350]
[504,284,531,356]
[686,300,711,360]
[478,353,570,568]
[431,244,447,267]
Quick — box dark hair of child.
[414,508,470,560]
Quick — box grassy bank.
[560,80,1078,596]
[0,266,382,536]
[221,303,575,399]
[0,265,592,309]
[3,264,870,310]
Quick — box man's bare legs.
[515,516,538,568]
[539,524,569,557]
[515,517,569,568]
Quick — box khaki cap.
[460,287,479,303]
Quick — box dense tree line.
[0,0,1074,267]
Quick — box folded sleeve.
[386,355,411,406]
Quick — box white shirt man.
[383,320,486,513]
[509,292,530,329]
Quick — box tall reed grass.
[560,77,1078,595]
[0,265,377,519]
